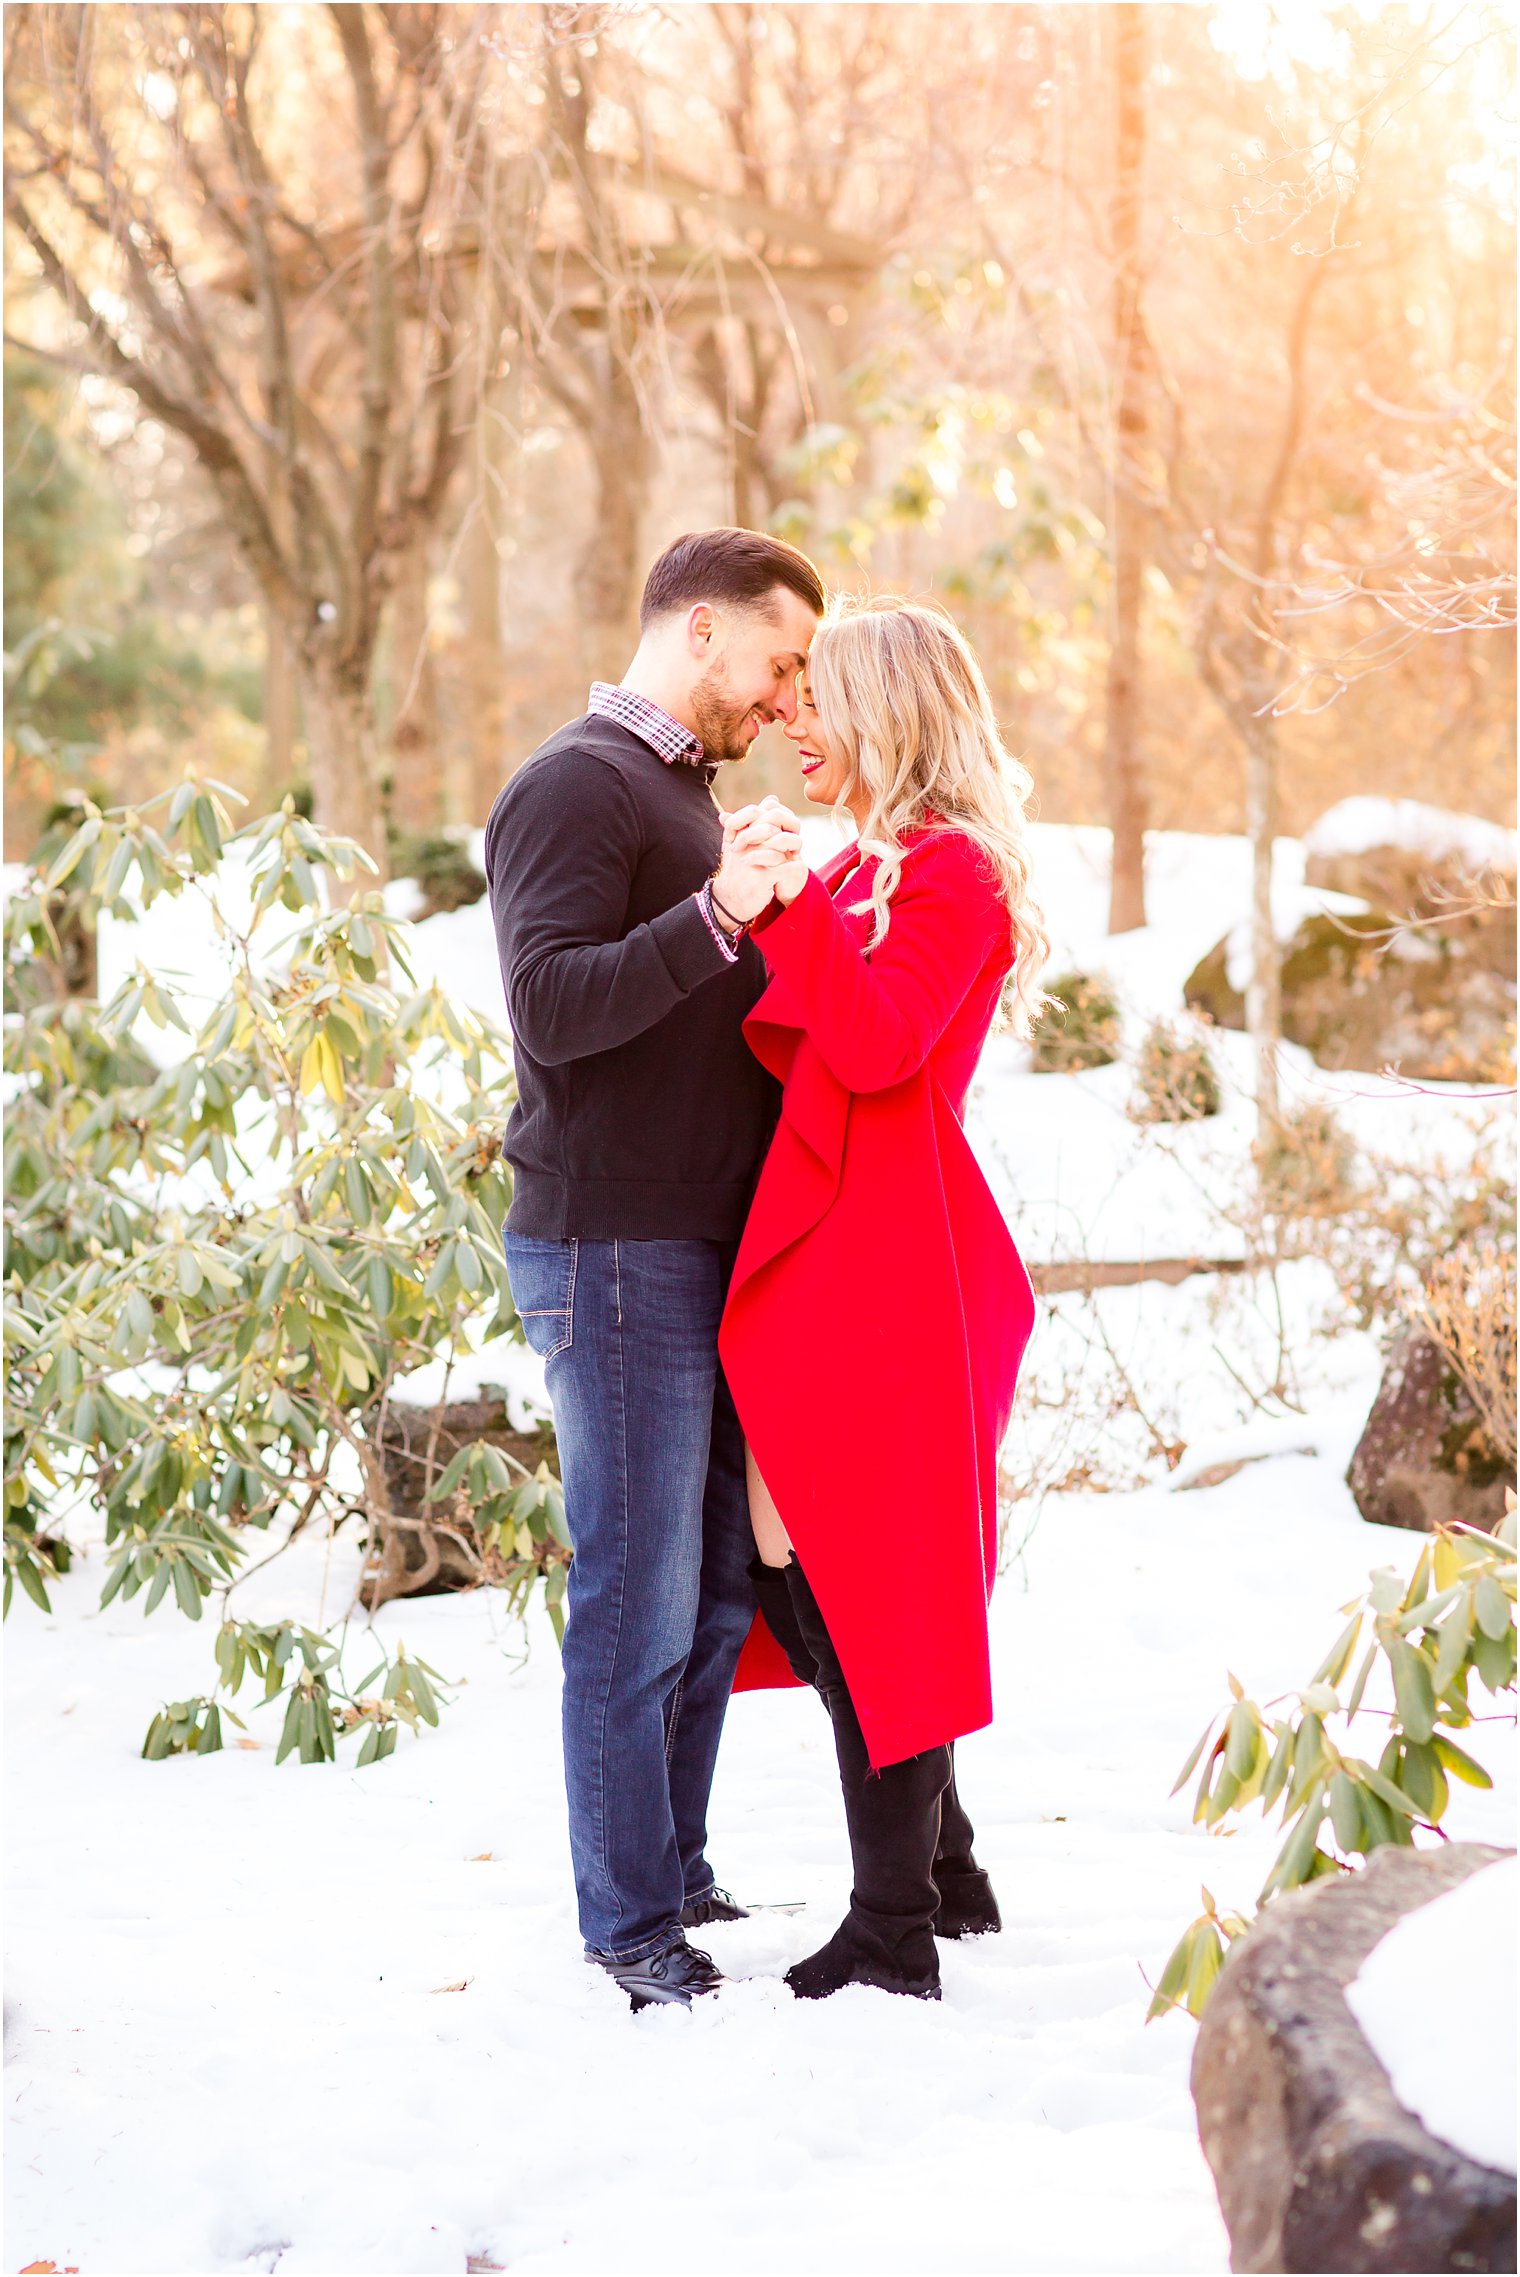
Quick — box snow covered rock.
[1347,1856,1516,2179]
[1183,905,1515,1082]
[1191,1842,1516,2274]
[1347,1327,1512,1537]
[1303,798,1517,922]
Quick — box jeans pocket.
[502,1233,577,1359]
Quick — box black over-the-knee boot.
[752,1556,1001,1952]
[780,1560,945,2000]
[746,1555,821,1688]
[933,1749,1002,1941]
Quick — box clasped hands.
[711,795,809,926]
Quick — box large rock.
[1192,1842,1516,2274]
[1184,904,1515,1082]
[1303,798,1516,939]
[361,1390,558,1609]
[1347,1327,1511,1536]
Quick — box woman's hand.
[713,798,803,924]
[719,797,809,913]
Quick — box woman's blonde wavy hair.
[805,594,1050,1036]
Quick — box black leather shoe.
[588,1938,726,2012]
[680,1885,749,1928]
[785,1910,941,2003]
[933,1865,1002,1941]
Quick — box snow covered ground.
[9,1398,1512,2277]
[6,821,1515,2274]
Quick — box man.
[483,527,824,2009]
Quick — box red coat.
[720,827,1036,1768]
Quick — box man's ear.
[685,602,715,654]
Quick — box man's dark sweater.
[482,714,780,1241]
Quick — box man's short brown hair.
[639,527,825,629]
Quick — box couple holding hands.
[483,525,1047,2010]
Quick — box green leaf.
[1474,1574,1513,1643]
[1224,1701,1258,1781]
[1263,1788,1324,1899]
[409,1664,440,1727]
[1328,1771,1363,1854]
[1396,1582,1462,1636]
[1145,1924,1194,2021]
[16,1555,52,1613]
[1388,1641,1436,1745]
[44,816,102,889]
[1472,1627,1515,1692]
[1432,1735,1493,1790]
[171,1559,203,1620]
[1184,1924,1223,2018]
[1313,1610,1363,1689]
[1356,1759,1420,1819]
[425,1446,473,1504]
[1431,1591,1474,1695]
[275,1688,304,1765]
[1259,1721,1295,1813]
[1398,1741,1444,1821]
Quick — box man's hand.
[712,797,804,924]
[729,794,810,908]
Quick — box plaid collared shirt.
[587,682,706,768]
[585,682,743,962]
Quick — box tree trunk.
[573,399,649,688]
[385,538,444,843]
[299,658,390,885]
[1243,710,1281,1130]
[452,372,515,821]
[262,606,299,811]
[1104,1,1149,935]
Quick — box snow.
[1346,1857,1518,2176]
[1303,796,1518,875]
[9,1386,1513,2276]
[6,815,1515,2274]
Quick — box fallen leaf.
[430,1979,471,1995]
[21,2260,59,2273]
[469,1852,493,1862]
[235,1739,262,1751]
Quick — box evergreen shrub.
[1149,1501,1516,2021]
[3,782,560,1765]
[1025,969,1121,1074]
[391,830,487,919]
[1128,1018,1222,1123]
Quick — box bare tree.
[678,3,907,526]
[3,3,498,871]
[1103,2,1149,933]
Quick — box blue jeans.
[500,1234,757,1961]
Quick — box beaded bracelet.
[708,881,751,935]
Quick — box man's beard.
[689,666,765,761]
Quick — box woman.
[718,596,1048,2003]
